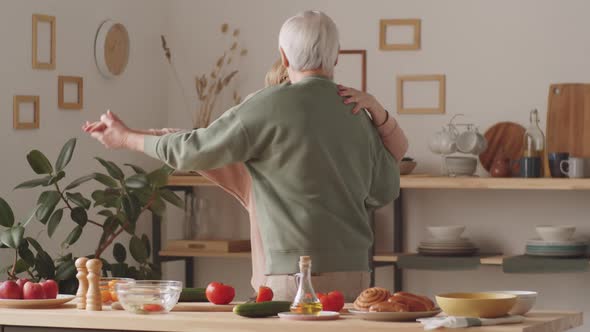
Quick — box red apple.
[23,282,46,300]
[0,280,23,299]
[40,280,58,299]
[16,278,29,293]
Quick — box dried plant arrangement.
[161,23,248,128]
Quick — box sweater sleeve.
[366,142,401,209]
[144,108,253,171]
[377,115,409,162]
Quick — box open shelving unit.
[153,174,590,289]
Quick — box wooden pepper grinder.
[85,258,103,311]
[75,257,89,310]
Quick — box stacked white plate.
[418,238,479,256]
[525,238,588,258]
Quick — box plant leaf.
[147,166,172,188]
[48,171,66,185]
[95,158,124,180]
[0,197,15,227]
[65,174,95,190]
[70,207,88,227]
[113,243,127,263]
[66,192,91,210]
[125,174,149,189]
[110,263,129,277]
[93,173,119,188]
[55,259,76,281]
[26,150,53,174]
[149,197,166,217]
[141,234,151,259]
[18,242,35,267]
[35,250,55,279]
[97,209,114,217]
[129,236,148,263]
[14,176,53,190]
[55,138,76,171]
[26,237,43,253]
[124,163,146,174]
[0,226,24,248]
[47,209,64,238]
[63,226,83,247]
[159,189,184,209]
[36,191,61,224]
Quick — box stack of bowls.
[445,157,478,177]
[525,226,588,258]
[418,226,479,256]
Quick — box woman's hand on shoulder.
[337,85,387,126]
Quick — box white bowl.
[427,225,466,241]
[445,156,477,176]
[493,291,537,315]
[536,225,576,242]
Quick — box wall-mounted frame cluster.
[32,14,56,70]
[379,19,421,51]
[13,96,40,129]
[397,74,446,114]
[58,76,84,110]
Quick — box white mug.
[456,128,486,154]
[560,157,585,178]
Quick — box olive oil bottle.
[290,256,322,314]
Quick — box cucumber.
[233,301,292,318]
[179,287,208,302]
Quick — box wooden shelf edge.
[167,175,215,187]
[373,253,504,265]
[401,175,590,190]
[159,250,251,258]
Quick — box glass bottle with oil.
[290,256,322,314]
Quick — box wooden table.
[0,306,582,332]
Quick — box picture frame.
[32,14,56,70]
[397,74,446,114]
[337,49,367,92]
[58,76,84,110]
[13,96,40,129]
[380,19,421,51]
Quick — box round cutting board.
[479,122,526,173]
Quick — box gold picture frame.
[380,19,421,51]
[13,96,40,129]
[32,14,56,70]
[58,76,84,110]
[338,49,367,92]
[397,74,446,114]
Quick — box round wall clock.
[95,20,130,79]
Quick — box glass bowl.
[115,280,182,314]
[99,277,134,304]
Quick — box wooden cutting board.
[479,122,526,172]
[111,302,237,312]
[547,84,590,157]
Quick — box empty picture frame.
[58,76,83,110]
[336,49,367,92]
[13,96,40,129]
[397,74,446,114]
[32,14,56,69]
[380,19,421,51]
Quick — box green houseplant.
[0,138,183,294]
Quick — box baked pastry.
[390,292,435,312]
[353,287,391,311]
[369,301,409,312]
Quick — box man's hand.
[82,110,144,151]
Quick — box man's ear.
[280,48,289,68]
[334,47,340,66]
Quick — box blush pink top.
[198,116,408,289]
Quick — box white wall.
[164,0,590,329]
[0,0,168,269]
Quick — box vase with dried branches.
[162,23,248,129]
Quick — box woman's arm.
[337,85,409,162]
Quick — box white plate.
[422,238,470,244]
[526,238,588,246]
[419,243,476,249]
[0,294,75,309]
[278,311,340,321]
[349,309,441,322]
[526,251,586,257]
[418,247,478,252]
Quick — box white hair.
[278,11,340,76]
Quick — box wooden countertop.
[0,306,582,332]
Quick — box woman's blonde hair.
[265,59,289,87]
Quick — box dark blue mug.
[549,152,569,178]
[512,157,542,178]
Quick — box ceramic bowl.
[116,280,182,314]
[427,225,466,241]
[436,292,517,318]
[536,225,576,242]
[400,161,417,175]
[445,156,477,176]
[493,291,537,315]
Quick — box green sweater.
[145,76,400,275]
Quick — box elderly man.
[84,11,400,300]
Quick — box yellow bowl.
[436,293,517,318]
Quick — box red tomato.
[205,282,235,305]
[317,290,345,312]
[255,286,273,302]
[142,304,165,312]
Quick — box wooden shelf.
[159,250,251,258]
[167,174,215,187]
[373,253,504,265]
[401,174,590,190]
